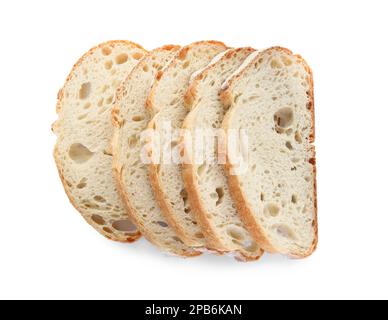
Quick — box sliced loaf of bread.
[112,46,199,257]
[182,48,263,261]
[220,47,317,257]
[53,41,147,242]
[146,41,228,247]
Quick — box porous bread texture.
[220,47,317,257]
[53,41,147,242]
[182,48,263,261]
[112,45,199,257]
[146,41,228,247]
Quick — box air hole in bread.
[173,236,184,244]
[285,141,293,150]
[105,60,113,70]
[79,82,91,100]
[151,62,159,69]
[169,97,179,106]
[132,115,144,122]
[100,85,109,94]
[291,194,298,204]
[78,113,88,121]
[273,224,296,240]
[197,164,206,177]
[103,227,113,234]
[215,187,224,206]
[243,240,260,253]
[83,102,91,109]
[77,178,87,189]
[281,56,293,66]
[91,214,105,225]
[260,193,265,201]
[101,47,112,56]
[115,53,129,65]
[103,149,113,156]
[195,232,204,239]
[84,202,100,210]
[227,226,244,241]
[143,65,149,72]
[295,131,303,144]
[112,220,137,233]
[132,52,144,60]
[112,79,121,89]
[98,107,108,115]
[179,147,186,159]
[274,107,294,129]
[97,98,104,107]
[93,196,106,203]
[128,135,137,148]
[270,59,282,69]
[105,95,114,105]
[234,93,242,104]
[264,203,280,217]
[182,61,190,69]
[157,221,169,228]
[180,189,189,208]
[69,143,94,164]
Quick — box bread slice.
[220,47,317,257]
[112,45,199,257]
[146,41,228,247]
[182,48,263,261]
[53,41,147,242]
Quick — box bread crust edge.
[220,46,318,258]
[111,46,200,257]
[53,40,147,242]
[182,48,264,262]
[144,41,229,248]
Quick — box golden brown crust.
[111,46,200,257]
[53,40,147,243]
[220,47,318,258]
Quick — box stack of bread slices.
[53,40,317,262]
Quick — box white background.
[0,0,387,300]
